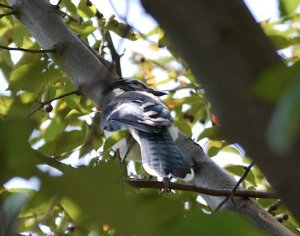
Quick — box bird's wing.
[101,91,172,133]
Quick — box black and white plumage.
[101,79,194,180]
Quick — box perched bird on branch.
[101,79,194,181]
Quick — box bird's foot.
[160,177,171,193]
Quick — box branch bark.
[127,179,277,199]
[7,0,296,235]
[141,0,300,227]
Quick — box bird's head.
[103,78,167,96]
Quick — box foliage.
[0,0,299,235]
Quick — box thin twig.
[127,178,277,199]
[0,10,16,18]
[0,3,13,9]
[27,91,80,117]
[59,9,80,23]
[163,85,203,93]
[213,162,255,212]
[0,45,56,53]
[56,0,62,7]
[105,31,122,77]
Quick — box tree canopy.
[0,0,300,235]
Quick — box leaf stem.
[27,91,80,117]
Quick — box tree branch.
[127,179,277,199]
[0,10,16,18]
[0,45,56,53]
[0,3,14,9]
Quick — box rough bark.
[141,0,300,226]
[7,0,295,235]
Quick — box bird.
[101,78,194,181]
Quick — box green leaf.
[42,117,66,142]
[54,129,85,154]
[11,24,31,47]
[19,91,36,104]
[39,130,85,156]
[198,127,223,140]
[225,165,257,186]
[267,73,300,153]
[69,20,96,37]
[100,17,138,41]
[64,94,81,109]
[9,60,45,92]
[0,95,13,117]
[164,210,266,236]
[207,141,226,157]
[64,109,80,120]
[61,0,77,15]
[78,0,96,18]
[279,0,300,16]
[252,62,300,102]
[190,103,207,124]
[39,162,184,235]
[103,130,130,151]
[0,192,29,235]
[0,47,13,78]
[174,120,192,137]
[6,95,33,118]
[0,118,37,183]
[92,137,103,151]
[269,35,292,49]
[165,94,204,110]
[221,145,242,155]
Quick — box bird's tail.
[131,128,194,180]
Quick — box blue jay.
[101,79,194,181]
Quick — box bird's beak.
[147,87,167,96]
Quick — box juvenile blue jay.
[101,79,194,181]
